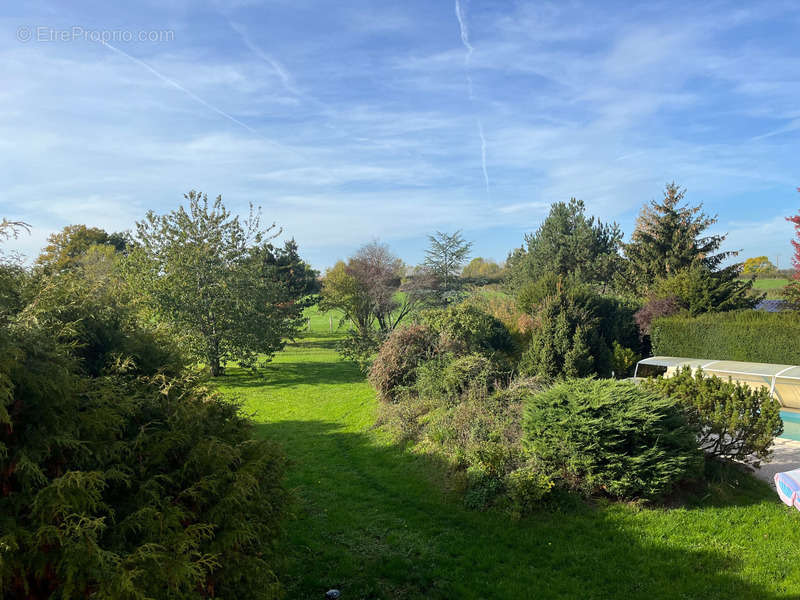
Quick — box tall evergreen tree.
[622,183,736,293]
[507,198,622,292]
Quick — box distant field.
[748,278,790,299]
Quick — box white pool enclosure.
[633,356,800,412]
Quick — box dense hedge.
[651,310,800,364]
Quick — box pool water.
[781,411,800,442]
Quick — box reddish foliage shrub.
[368,324,437,402]
[634,295,682,337]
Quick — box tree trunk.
[209,355,222,377]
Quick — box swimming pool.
[781,411,800,442]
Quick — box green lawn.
[214,319,800,599]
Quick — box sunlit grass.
[213,312,800,599]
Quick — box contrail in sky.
[100,40,256,133]
[454,0,489,195]
[227,20,301,97]
[478,121,489,193]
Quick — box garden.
[3,184,800,598]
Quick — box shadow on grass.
[255,418,789,600]
[286,338,340,350]
[220,360,365,388]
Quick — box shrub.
[421,303,515,357]
[505,465,554,519]
[1,266,288,599]
[336,327,385,373]
[519,291,608,378]
[464,292,534,347]
[650,266,759,316]
[784,280,800,309]
[416,353,497,405]
[522,379,702,500]
[368,324,437,402]
[634,296,683,337]
[643,367,783,466]
[651,310,800,364]
[610,341,640,378]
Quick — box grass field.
[750,278,790,299]
[214,313,800,599]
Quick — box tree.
[507,199,622,292]
[622,183,736,293]
[320,241,412,336]
[742,256,777,276]
[36,224,129,273]
[129,191,315,376]
[320,241,416,370]
[462,257,503,281]
[784,188,800,308]
[789,188,800,277]
[422,230,473,304]
[650,264,759,316]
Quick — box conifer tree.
[622,183,737,294]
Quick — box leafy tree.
[129,191,315,376]
[742,255,777,276]
[784,189,800,308]
[507,199,622,292]
[462,257,504,281]
[36,224,129,273]
[320,241,412,336]
[422,230,473,303]
[320,241,415,370]
[622,183,736,293]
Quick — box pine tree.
[507,198,622,292]
[622,183,736,293]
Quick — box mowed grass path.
[215,327,800,599]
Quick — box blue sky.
[1,0,799,270]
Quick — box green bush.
[611,341,640,378]
[421,303,515,357]
[642,367,783,466]
[370,305,514,404]
[518,285,641,379]
[519,290,608,378]
[505,465,554,519]
[651,310,800,364]
[416,353,499,405]
[0,261,288,598]
[368,324,438,402]
[336,327,385,373]
[522,379,702,500]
